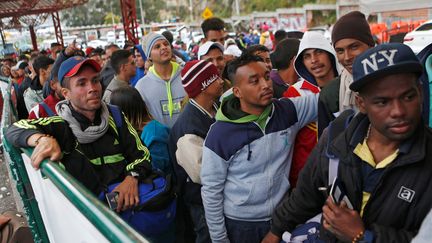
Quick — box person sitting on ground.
[102,50,136,103]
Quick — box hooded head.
[294,31,340,86]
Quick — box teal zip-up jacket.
[201,93,318,242]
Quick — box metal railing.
[1,77,148,242]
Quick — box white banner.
[22,154,109,243]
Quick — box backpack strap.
[107,104,123,129]
[40,101,55,117]
[326,109,355,185]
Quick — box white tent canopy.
[359,0,432,15]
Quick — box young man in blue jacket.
[201,53,318,243]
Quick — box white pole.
[189,0,194,22]
[235,0,240,15]
[138,0,145,34]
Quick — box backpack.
[104,104,177,236]
[286,109,355,243]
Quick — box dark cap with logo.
[350,43,423,92]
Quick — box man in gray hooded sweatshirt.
[135,33,186,128]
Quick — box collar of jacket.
[329,113,425,168]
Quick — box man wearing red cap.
[169,60,224,243]
[6,56,153,212]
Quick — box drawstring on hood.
[294,31,340,86]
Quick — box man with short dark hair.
[271,38,300,97]
[201,17,226,45]
[102,50,136,103]
[201,53,318,243]
[273,29,287,48]
[50,42,62,60]
[100,44,120,90]
[263,43,432,243]
[23,56,54,112]
[245,44,288,98]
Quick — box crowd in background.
[1,10,432,243]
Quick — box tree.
[61,0,121,26]
[104,12,121,25]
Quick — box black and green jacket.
[6,108,152,194]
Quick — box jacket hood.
[216,94,272,127]
[135,44,147,62]
[294,31,340,86]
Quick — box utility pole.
[189,0,194,22]
[138,0,145,34]
[235,0,240,15]
[110,1,115,33]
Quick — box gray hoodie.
[135,62,186,128]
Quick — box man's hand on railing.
[27,134,62,169]
[113,176,139,212]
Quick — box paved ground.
[0,153,18,214]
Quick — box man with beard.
[135,33,186,128]
[201,53,318,242]
[263,43,432,243]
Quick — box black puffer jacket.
[271,112,432,243]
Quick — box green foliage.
[104,12,121,25]
[61,0,166,27]
[61,0,121,26]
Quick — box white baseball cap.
[198,41,224,60]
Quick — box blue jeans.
[188,205,211,243]
[225,217,271,243]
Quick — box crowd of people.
[1,10,432,243]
